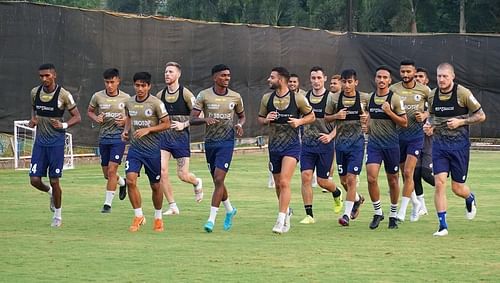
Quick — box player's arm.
[288,111,315,128]
[382,95,407,128]
[235,111,245,137]
[189,108,218,126]
[288,94,316,128]
[121,107,131,141]
[87,105,104,124]
[51,106,81,129]
[318,127,336,144]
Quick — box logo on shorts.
[224,163,229,168]
[354,166,359,172]
[429,163,433,169]
[115,155,120,160]
[394,166,399,172]
[145,109,153,117]
[415,150,420,156]
[269,162,273,172]
[156,175,160,180]
[55,168,60,174]
[462,175,466,181]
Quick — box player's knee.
[317,178,329,188]
[30,177,42,188]
[403,167,414,179]
[367,174,378,185]
[126,178,136,188]
[49,179,60,187]
[177,171,190,182]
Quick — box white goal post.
[13,120,74,170]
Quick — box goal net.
[13,120,74,170]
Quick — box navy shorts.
[366,144,400,174]
[160,136,190,159]
[399,137,423,163]
[205,141,234,177]
[99,142,126,166]
[29,144,64,178]
[336,148,364,176]
[300,149,334,179]
[269,146,301,174]
[432,147,469,183]
[125,148,161,184]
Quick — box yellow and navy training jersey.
[367,91,406,149]
[89,89,130,143]
[301,89,335,152]
[390,81,430,141]
[193,87,244,144]
[156,86,195,146]
[125,94,168,156]
[258,90,313,152]
[31,85,77,147]
[429,83,482,150]
[325,91,370,151]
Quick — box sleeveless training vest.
[266,91,299,124]
[432,83,468,118]
[160,85,190,115]
[34,85,64,118]
[306,89,328,119]
[338,91,362,120]
[369,91,394,120]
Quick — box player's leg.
[449,148,476,220]
[299,150,315,223]
[176,157,203,203]
[46,145,64,227]
[316,150,342,213]
[383,148,401,229]
[300,169,315,223]
[144,155,163,232]
[125,151,145,232]
[273,156,297,233]
[397,154,419,221]
[160,150,179,215]
[432,147,450,236]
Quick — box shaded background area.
[1,2,499,145]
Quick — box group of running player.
[28,59,485,236]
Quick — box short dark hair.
[211,64,230,75]
[341,69,357,80]
[310,66,325,75]
[39,63,56,71]
[290,73,299,79]
[400,59,415,67]
[103,68,120,79]
[272,66,290,81]
[376,65,392,75]
[133,72,152,84]
[416,67,428,75]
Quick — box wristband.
[62,122,68,129]
[236,123,242,128]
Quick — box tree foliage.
[20,0,500,33]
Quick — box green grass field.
[1,151,500,282]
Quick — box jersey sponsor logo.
[208,112,232,120]
[128,110,138,116]
[369,107,385,113]
[133,120,152,127]
[35,105,55,111]
[100,103,112,110]
[414,94,422,102]
[145,109,153,117]
[118,102,125,109]
[207,103,220,110]
[435,106,455,112]
[104,112,122,118]
[347,110,360,115]
[405,104,419,111]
